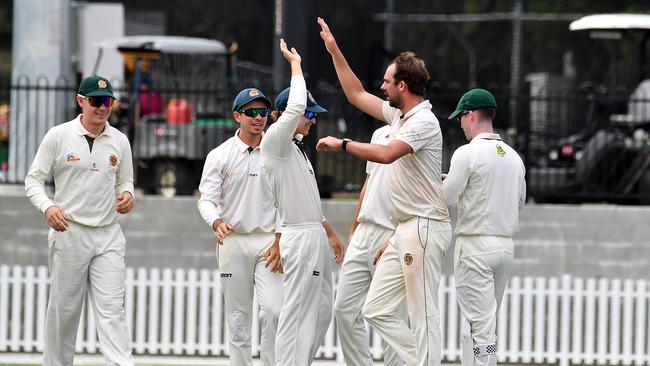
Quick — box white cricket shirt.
[381,100,449,222]
[25,115,134,227]
[357,125,395,230]
[442,133,526,238]
[198,130,277,233]
[260,76,324,226]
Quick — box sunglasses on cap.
[239,108,269,118]
[304,111,317,120]
[78,94,115,108]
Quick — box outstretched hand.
[280,38,301,64]
[317,17,339,55]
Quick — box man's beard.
[387,94,401,109]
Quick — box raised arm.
[318,17,384,121]
[261,39,307,158]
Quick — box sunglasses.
[240,108,269,118]
[304,111,317,120]
[457,110,469,122]
[78,95,115,108]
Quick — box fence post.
[533,277,546,364]
[147,267,161,354]
[597,278,609,365]
[23,265,35,351]
[634,280,647,365]
[10,265,22,352]
[36,266,48,352]
[173,268,186,355]
[559,274,571,366]
[571,277,584,365]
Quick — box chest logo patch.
[404,253,414,265]
[66,152,80,162]
[496,144,506,157]
[109,155,118,166]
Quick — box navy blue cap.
[232,88,272,111]
[274,87,328,113]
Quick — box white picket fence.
[0,264,649,365]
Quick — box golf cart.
[93,36,238,197]
[527,14,650,203]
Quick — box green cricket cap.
[448,88,497,120]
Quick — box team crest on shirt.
[109,154,118,166]
[404,253,414,265]
[496,144,506,157]
[66,152,80,162]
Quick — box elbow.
[377,154,400,164]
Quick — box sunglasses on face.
[240,108,269,118]
[78,95,115,108]
[304,111,317,120]
[457,110,469,122]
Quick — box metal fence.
[1,265,649,365]
[1,75,649,203]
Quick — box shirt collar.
[234,129,261,153]
[74,114,112,138]
[401,100,432,121]
[471,132,502,143]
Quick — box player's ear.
[232,111,242,124]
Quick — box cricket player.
[25,75,135,365]
[260,39,345,365]
[444,89,526,366]
[198,87,283,365]
[334,124,404,366]
[316,17,451,366]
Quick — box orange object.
[166,99,193,124]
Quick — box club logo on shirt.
[109,155,118,166]
[404,253,414,265]
[313,271,320,277]
[220,273,232,278]
[66,152,80,162]
[496,144,506,157]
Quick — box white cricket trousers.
[44,221,133,366]
[217,232,284,366]
[334,222,404,366]
[275,223,333,366]
[455,235,513,366]
[363,217,451,366]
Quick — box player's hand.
[330,235,345,265]
[45,205,69,232]
[116,191,133,214]
[316,136,343,152]
[264,239,283,274]
[213,220,234,245]
[373,241,389,265]
[317,17,339,55]
[280,38,301,65]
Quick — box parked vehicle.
[94,36,256,197]
[528,14,650,204]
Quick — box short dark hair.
[392,52,429,97]
[475,108,497,121]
